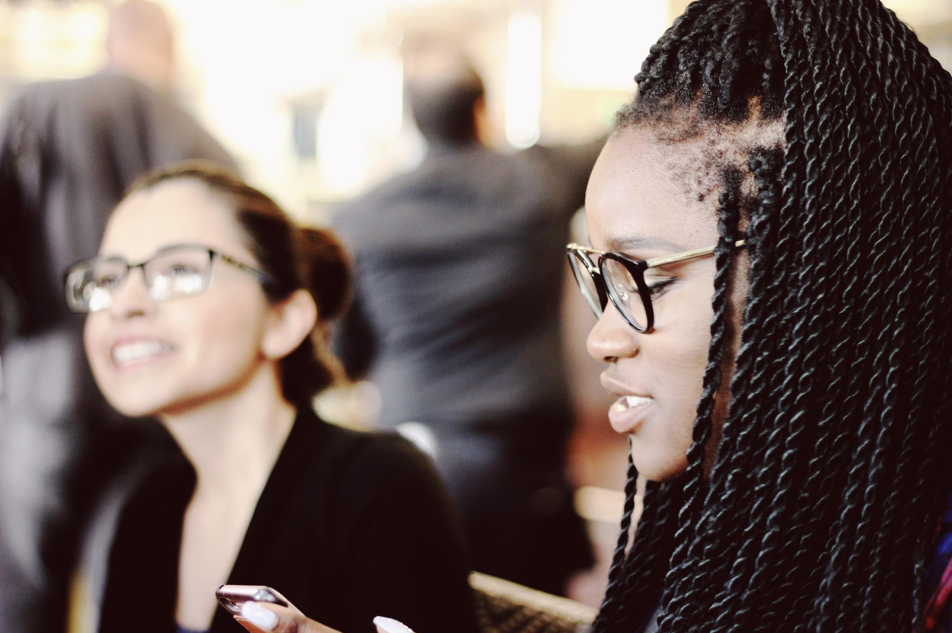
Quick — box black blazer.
[97,409,480,633]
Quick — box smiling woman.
[66,163,480,633]
[77,168,345,418]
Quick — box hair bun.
[299,227,352,322]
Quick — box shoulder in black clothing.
[94,411,479,633]
[308,423,481,633]
[216,412,481,633]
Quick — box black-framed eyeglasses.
[566,240,746,332]
[64,243,278,314]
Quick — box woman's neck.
[164,365,300,630]
[159,365,297,499]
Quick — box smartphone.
[216,585,298,618]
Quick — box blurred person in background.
[105,0,178,95]
[333,52,603,595]
[0,2,235,632]
[64,163,478,633]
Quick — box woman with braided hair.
[573,0,952,631]
[229,1,952,633]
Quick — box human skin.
[584,126,749,482]
[83,180,275,418]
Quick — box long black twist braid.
[726,2,865,628]
[589,443,639,632]
[656,168,742,631]
[615,481,682,632]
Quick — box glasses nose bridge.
[130,259,155,284]
[123,261,155,294]
[108,262,155,314]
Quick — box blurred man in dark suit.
[0,3,236,631]
[334,53,602,595]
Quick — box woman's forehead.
[102,180,250,260]
[585,127,720,254]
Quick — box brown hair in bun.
[299,226,351,324]
[125,161,351,407]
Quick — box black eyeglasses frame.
[566,240,746,333]
[64,243,278,314]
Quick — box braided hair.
[593,1,952,632]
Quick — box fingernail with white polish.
[241,601,279,631]
[373,616,415,633]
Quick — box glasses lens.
[602,258,648,330]
[145,248,211,300]
[569,252,602,317]
[65,259,128,313]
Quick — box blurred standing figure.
[334,53,601,595]
[0,2,236,632]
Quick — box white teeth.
[624,395,652,408]
[112,341,171,366]
[612,395,653,412]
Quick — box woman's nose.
[586,302,639,363]
[107,269,155,320]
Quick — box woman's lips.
[110,338,174,370]
[608,394,654,434]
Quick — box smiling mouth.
[608,395,654,434]
[611,394,652,413]
[111,341,173,368]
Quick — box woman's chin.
[632,449,689,483]
[102,392,168,419]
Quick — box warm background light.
[5,0,945,219]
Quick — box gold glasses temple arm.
[644,239,746,268]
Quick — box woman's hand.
[234,602,415,633]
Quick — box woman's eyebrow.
[606,235,688,253]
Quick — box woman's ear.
[261,289,318,360]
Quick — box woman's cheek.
[651,314,713,466]
[190,298,267,378]
[83,315,110,386]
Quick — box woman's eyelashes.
[645,276,676,297]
